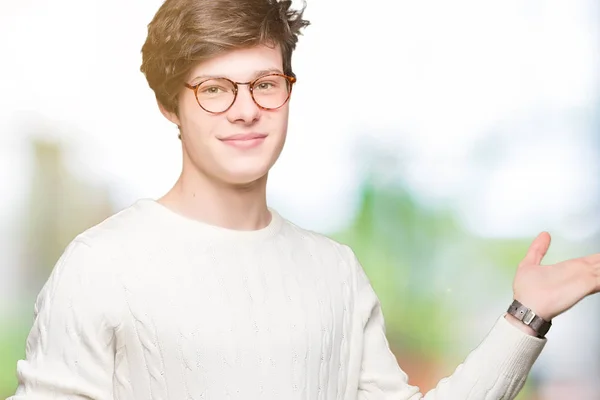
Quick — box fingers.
[582,253,600,294]
[597,262,600,294]
[583,253,600,265]
[535,232,552,264]
[521,232,552,267]
[566,254,600,295]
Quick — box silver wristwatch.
[506,299,552,338]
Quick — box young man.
[9,0,600,399]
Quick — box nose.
[226,85,260,125]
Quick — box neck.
[158,166,271,231]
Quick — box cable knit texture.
[10,199,546,400]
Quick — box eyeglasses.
[184,73,296,114]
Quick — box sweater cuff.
[477,313,546,379]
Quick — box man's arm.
[8,240,117,400]
[344,245,546,400]
[356,280,545,399]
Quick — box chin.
[219,165,271,186]
[216,151,280,185]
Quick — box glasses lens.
[196,78,236,113]
[252,75,291,109]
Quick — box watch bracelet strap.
[507,299,552,338]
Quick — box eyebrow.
[190,68,284,83]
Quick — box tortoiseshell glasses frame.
[184,73,297,114]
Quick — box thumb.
[521,231,551,267]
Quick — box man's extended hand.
[512,232,600,321]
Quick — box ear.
[157,100,181,127]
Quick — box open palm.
[513,232,600,321]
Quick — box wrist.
[504,313,538,337]
[506,299,552,338]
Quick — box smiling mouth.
[219,133,267,149]
[220,133,268,141]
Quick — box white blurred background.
[1,0,599,398]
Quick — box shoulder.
[35,237,119,328]
[45,199,163,288]
[36,201,158,322]
[279,216,357,260]
[75,199,159,251]
[276,211,375,288]
[45,198,150,292]
[278,215,367,287]
[278,216,377,314]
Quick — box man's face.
[165,44,292,186]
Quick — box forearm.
[418,315,546,399]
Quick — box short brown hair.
[140,0,310,114]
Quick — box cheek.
[263,113,288,151]
[180,107,216,139]
[271,106,290,133]
[178,94,206,130]
[268,114,289,157]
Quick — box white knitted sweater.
[10,199,545,400]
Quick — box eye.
[201,86,226,94]
[197,78,235,96]
[253,77,284,92]
[256,82,274,90]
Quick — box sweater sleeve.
[347,247,547,400]
[8,239,117,400]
